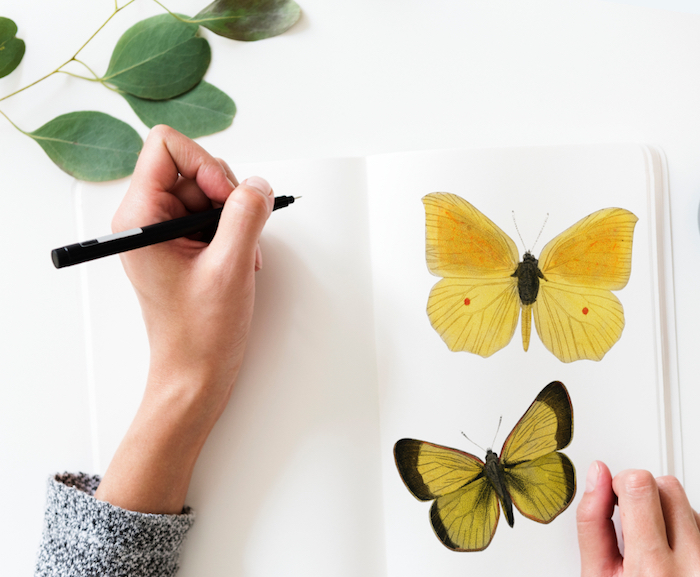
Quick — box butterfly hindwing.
[533,282,624,363]
[503,452,576,523]
[431,476,500,551]
[427,277,520,357]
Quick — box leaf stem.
[58,71,99,82]
[150,0,189,23]
[0,0,139,103]
[73,58,102,81]
[0,108,28,134]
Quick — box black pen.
[51,195,298,269]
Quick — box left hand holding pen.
[95,125,274,514]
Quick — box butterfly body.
[394,381,575,551]
[423,193,638,362]
[483,449,515,527]
[512,251,544,306]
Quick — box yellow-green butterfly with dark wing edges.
[423,193,638,362]
[394,381,575,551]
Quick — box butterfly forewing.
[503,452,576,523]
[423,193,519,278]
[538,208,638,290]
[430,476,500,551]
[500,381,573,464]
[394,439,485,500]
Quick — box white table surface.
[2,0,700,573]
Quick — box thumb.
[208,176,274,269]
[577,461,621,577]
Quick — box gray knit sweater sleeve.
[35,473,196,577]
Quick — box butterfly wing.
[427,278,520,356]
[499,382,576,523]
[394,439,500,551]
[423,193,520,278]
[431,476,500,551]
[533,208,637,362]
[503,452,576,523]
[423,193,521,356]
[538,207,638,289]
[533,283,624,363]
[500,381,573,464]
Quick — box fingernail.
[243,176,272,196]
[585,461,600,493]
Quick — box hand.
[95,125,274,514]
[112,125,273,415]
[577,461,700,576]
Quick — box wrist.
[95,372,227,514]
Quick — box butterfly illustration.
[394,381,575,551]
[423,193,638,362]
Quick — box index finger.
[113,125,234,231]
[613,470,670,563]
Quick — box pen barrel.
[51,209,223,268]
[51,196,296,269]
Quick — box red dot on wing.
[582,307,589,315]
[464,298,471,306]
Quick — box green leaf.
[103,14,211,100]
[192,0,301,41]
[28,111,143,182]
[123,81,236,138]
[0,17,25,78]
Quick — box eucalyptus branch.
[0,0,138,103]
[0,0,302,181]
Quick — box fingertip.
[585,460,601,493]
[613,469,658,500]
[577,461,620,576]
[207,176,274,263]
[215,158,238,189]
[578,461,614,519]
[242,176,273,198]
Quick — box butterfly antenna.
[511,211,526,251]
[461,431,486,453]
[490,416,503,450]
[531,213,550,252]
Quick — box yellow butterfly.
[423,193,638,362]
[394,381,575,551]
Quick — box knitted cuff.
[35,473,195,577]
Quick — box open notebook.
[72,143,678,576]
